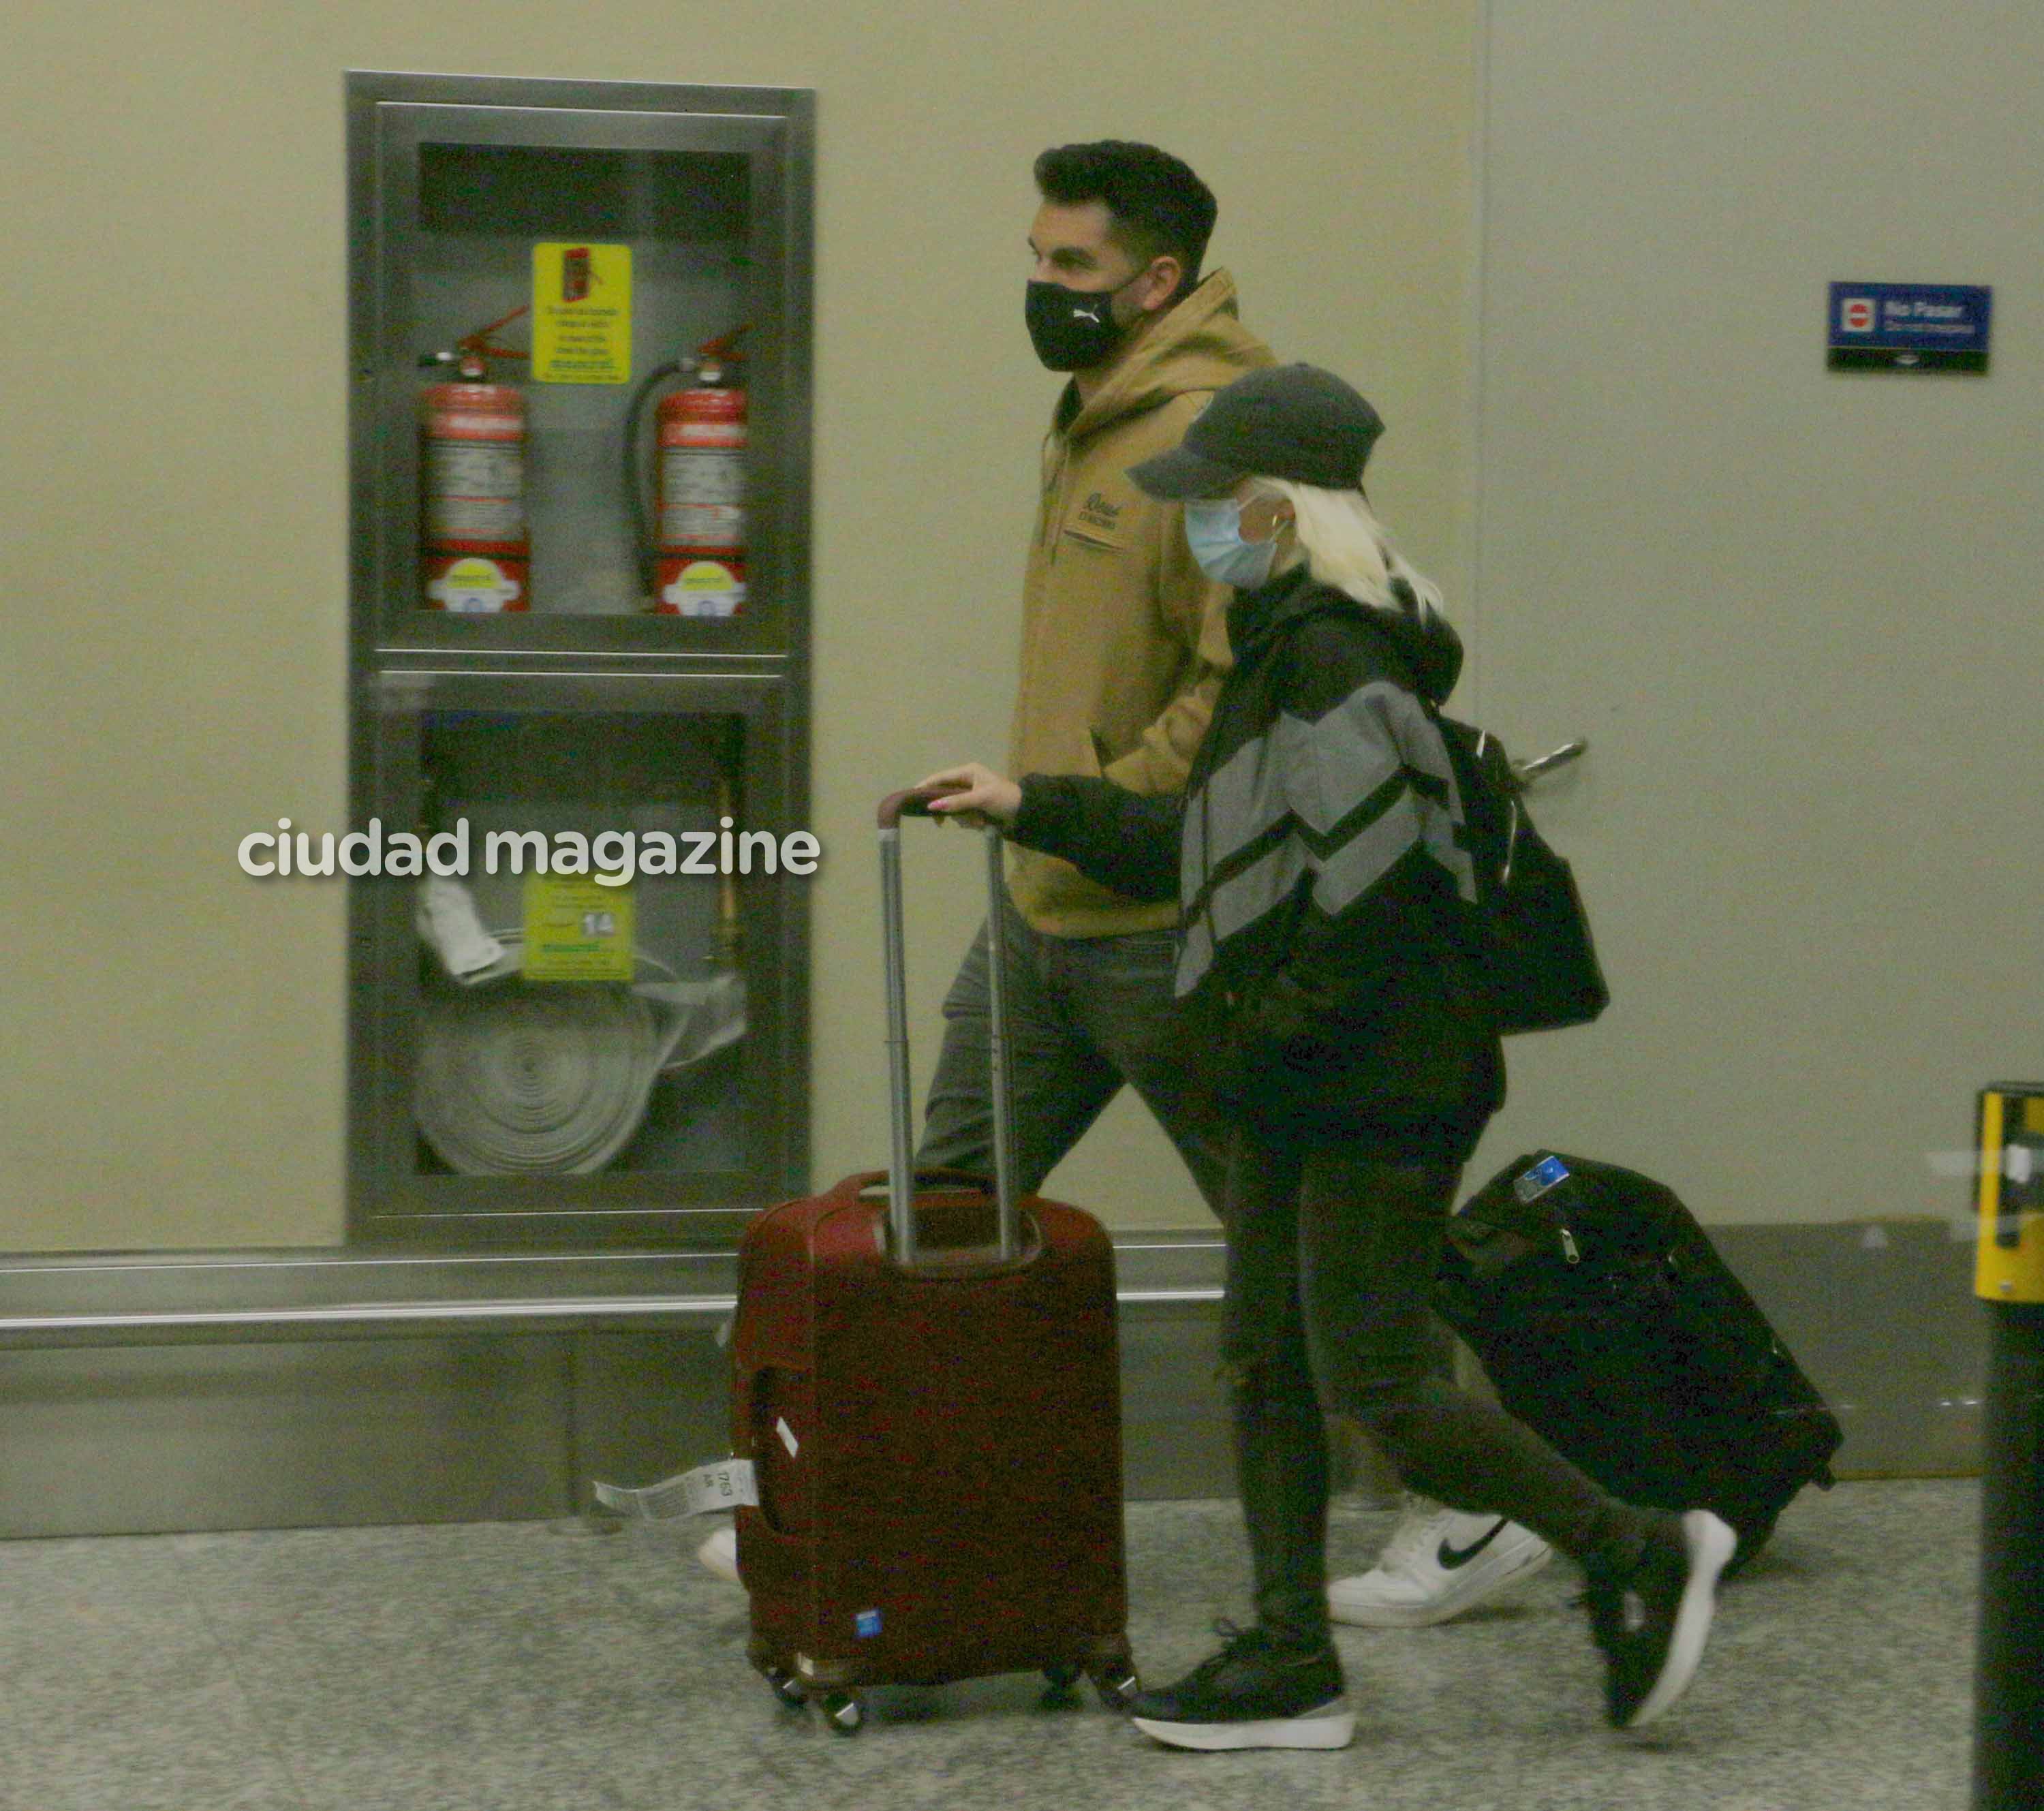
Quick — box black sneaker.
[1126,1622,1353,1752]
[1585,1509,1736,1728]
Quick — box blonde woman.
[923,364,1734,1754]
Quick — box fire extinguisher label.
[663,504,745,551]
[662,454,745,551]
[426,555,526,614]
[659,558,747,618]
[531,242,632,385]
[424,443,525,544]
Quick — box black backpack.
[1431,711,1609,1036]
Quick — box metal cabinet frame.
[344,72,815,1247]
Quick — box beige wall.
[0,3,1481,1250]
[1466,0,2044,1224]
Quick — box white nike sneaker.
[696,1521,741,1585]
[1329,1498,1553,1628]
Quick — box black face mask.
[1024,270,1150,372]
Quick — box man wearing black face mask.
[916,142,1270,1229]
[698,142,1271,1592]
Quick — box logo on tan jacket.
[1077,491,1124,533]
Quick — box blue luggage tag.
[1513,1155,1571,1205]
[855,1609,883,1639]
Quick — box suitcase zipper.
[1557,1224,1582,1265]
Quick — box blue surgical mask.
[1183,496,1279,589]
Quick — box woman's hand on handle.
[916,764,1023,829]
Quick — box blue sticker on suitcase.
[855,1609,883,1639]
[1514,1156,1571,1204]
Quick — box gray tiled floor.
[1,1479,1977,1811]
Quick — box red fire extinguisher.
[628,328,749,617]
[419,307,531,614]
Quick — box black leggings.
[1221,1126,1652,1646]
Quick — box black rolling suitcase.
[1434,1151,1843,1572]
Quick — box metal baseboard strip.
[0,1237,1224,1348]
[0,1299,737,1346]
[0,1289,1224,1342]
[0,1224,1985,1538]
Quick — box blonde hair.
[1252,477,1408,610]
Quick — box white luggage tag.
[593,1458,758,1521]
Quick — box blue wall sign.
[1828,283,1992,373]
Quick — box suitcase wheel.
[820,1690,865,1735]
[762,1666,807,1712]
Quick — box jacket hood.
[1228,563,1464,705]
[1060,270,1271,442]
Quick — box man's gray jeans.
[914,897,1230,1211]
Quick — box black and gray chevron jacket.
[1009,563,1504,1158]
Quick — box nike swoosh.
[1437,1520,1510,1570]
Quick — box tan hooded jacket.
[1006,269,1274,935]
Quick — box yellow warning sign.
[531,243,632,385]
[1977,1086,2044,1303]
[522,872,636,981]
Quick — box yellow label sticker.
[660,559,747,617]
[427,556,522,614]
[521,872,636,981]
[531,243,632,385]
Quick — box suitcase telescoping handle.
[876,785,1019,1267]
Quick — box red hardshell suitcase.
[732,789,1136,1733]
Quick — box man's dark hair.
[1034,140,1218,298]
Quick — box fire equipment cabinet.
[344,72,814,1245]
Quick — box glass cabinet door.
[348,79,813,657]
[349,671,807,1245]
